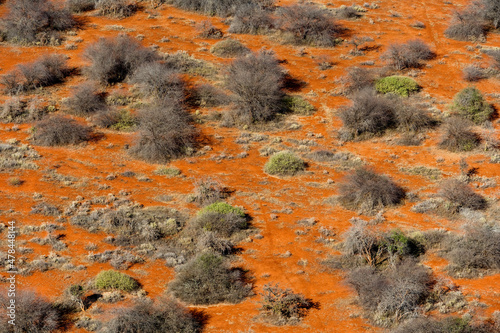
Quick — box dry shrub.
[438,179,487,211]
[197,20,223,38]
[0,0,76,45]
[193,178,227,206]
[32,115,92,146]
[84,34,158,84]
[277,4,342,47]
[228,4,275,34]
[129,62,185,101]
[168,252,251,305]
[171,0,257,16]
[445,5,486,41]
[0,97,46,123]
[394,99,435,132]
[95,0,137,18]
[193,210,247,238]
[341,67,376,94]
[130,103,196,163]
[66,0,95,12]
[462,65,485,82]
[210,39,250,58]
[438,117,480,152]
[64,82,107,116]
[224,51,285,125]
[338,167,405,213]
[383,39,434,70]
[100,297,203,333]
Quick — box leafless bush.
[0,97,46,123]
[193,178,226,206]
[393,99,435,132]
[445,6,486,41]
[338,167,405,213]
[341,67,376,94]
[130,103,196,163]
[0,289,60,332]
[439,179,487,211]
[348,259,431,326]
[2,54,71,94]
[445,223,500,277]
[193,211,247,238]
[130,62,185,101]
[168,252,251,305]
[391,316,498,333]
[95,0,137,18]
[84,34,158,84]
[0,0,76,44]
[188,83,229,107]
[100,297,203,333]
[484,48,500,69]
[196,231,233,254]
[339,89,396,139]
[228,4,275,34]
[66,0,95,12]
[482,0,500,29]
[197,20,223,38]
[277,4,342,47]
[438,117,480,151]
[32,115,92,146]
[334,6,362,19]
[224,51,285,125]
[383,39,435,70]
[463,65,485,81]
[172,0,257,16]
[64,83,107,116]
[210,39,250,58]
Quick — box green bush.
[282,95,315,114]
[375,76,419,97]
[450,87,493,124]
[95,270,139,292]
[264,151,305,176]
[198,202,245,217]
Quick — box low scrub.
[338,167,405,214]
[95,270,139,292]
[341,67,376,94]
[264,151,305,176]
[277,4,341,47]
[171,0,257,16]
[228,4,275,34]
[462,65,485,82]
[84,34,158,84]
[64,83,107,116]
[438,179,487,212]
[198,202,245,217]
[375,76,419,97]
[259,283,315,325]
[383,39,434,70]
[194,210,247,238]
[392,316,499,333]
[95,0,137,18]
[210,39,250,58]
[130,62,185,101]
[66,0,95,12]
[100,297,203,333]
[32,115,92,146]
[438,117,480,152]
[0,97,46,123]
[0,0,76,45]
[168,252,251,305]
[450,86,493,124]
[445,6,486,41]
[192,178,228,206]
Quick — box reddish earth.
[0,0,499,332]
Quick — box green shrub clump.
[450,86,493,124]
[198,202,245,217]
[95,270,139,292]
[264,151,305,176]
[282,95,315,114]
[375,76,419,97]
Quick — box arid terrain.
[0,0,500,332]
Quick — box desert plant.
[198,202,245,217]
[224,51,285,124]
[64,82,107,116]
[341,67,376,94]
[193,178,227,206]
[450,86,493,124]
[0,0,76,45]
[335,5,362,19]
[129,62,185,101]
[130,103,196,163]
[197,20,223,38]
[391,316,498,333]
[0,97,46,123]
[210,39,250,58]
[282,95,315,114]
[438,179,487,211]
[0,289,61,333]
[171,0,256,16]
[462,65,485,82]
[277,4,341,47]
[259,283,314,325]
[445,5,486,41]
[66,0,95,12]
[264,151,305,176]
[84,34,158,84]
[375,76,419,97]
[393,98,435,132]
[339,88,396,139]
[383,39,434,70]
[482,0,500,29]
[95,0,137,18]
[194,210,247,238]
[168,252,251,304]
[438,117,480,151]
[32,115,92,146]
[95,270,139,292]
[228,4,275,34]
[100,297,203,333]
[338,167,405,213]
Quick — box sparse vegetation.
[450,86,493,124]
[95,270,139,292]
[95,0,137,18]
[130,62,185,101]
[32,115,92,146]
[171,0,257,16]
[375,76,419,96]
[438,179,487,211]
[462,65,485,82]
[445,5,486,41]
[383,39,434,70]
[64,82,107,116]
[338,167,405,213]
[210,39,250,58]
[264,151,305,176]
[229,4,275,34]
[66,0,95,12]
[439,117,480,152]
